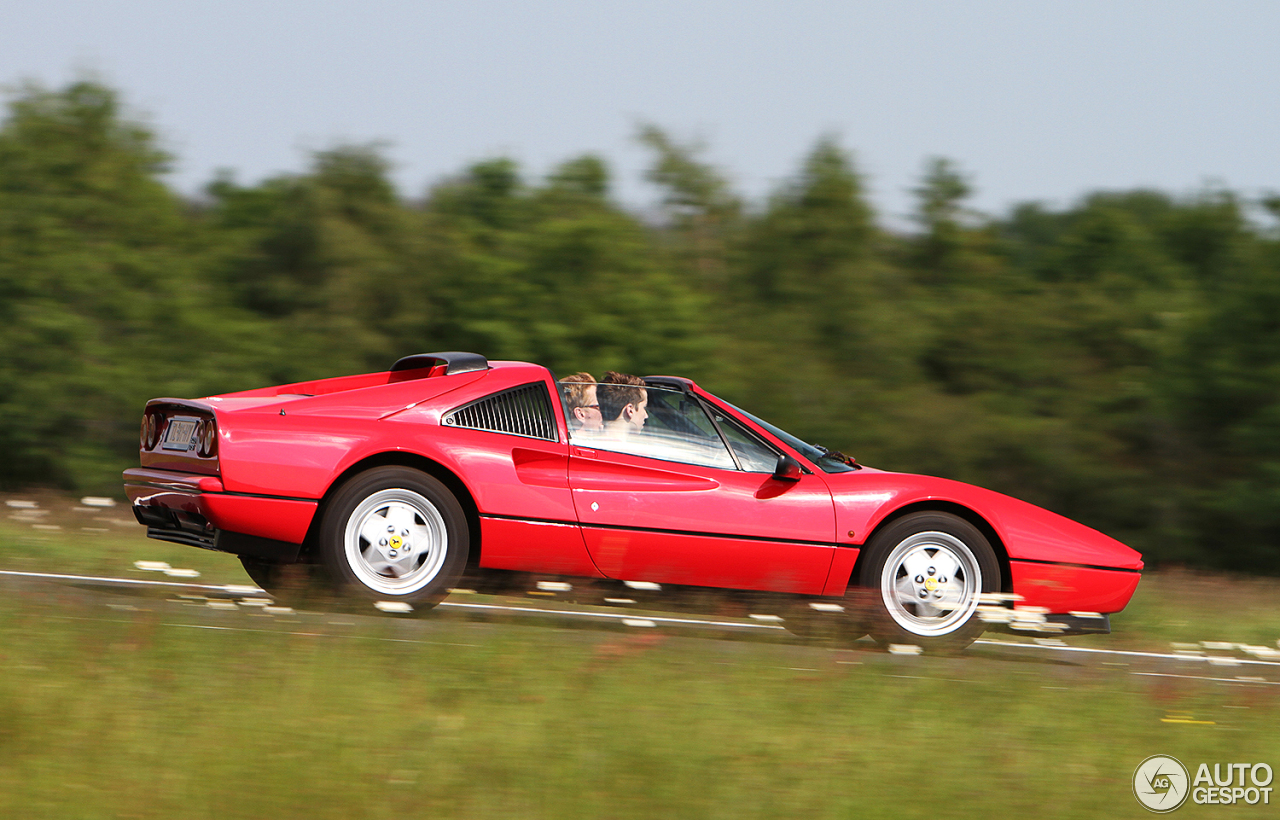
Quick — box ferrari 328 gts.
[123,352,1143,648]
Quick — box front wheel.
[855,512,1000,650]
[318,467,469,608]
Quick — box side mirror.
[772,454,803,482]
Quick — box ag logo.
[1135,755,1190,812]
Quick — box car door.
[564,383,837,594]
[428,375,597,578]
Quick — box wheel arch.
[852,501,1012,594]
[303,452,482,569]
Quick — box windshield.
[723,402,858,474]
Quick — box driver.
[598,371,648,437]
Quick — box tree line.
[2,81,1278,572]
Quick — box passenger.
[598,371,648,437]
[559,372,603,433]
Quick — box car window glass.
[708,410,779,473]
[724,401,857,474]
[565,383,735,470]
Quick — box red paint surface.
[580,527,835,594]
[821,548,860,596]
[201,494,317,544]
[478,517,604,578]
[1009,561,1141,614]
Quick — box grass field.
[3,495,1280,818]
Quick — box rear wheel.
[239,555,280,592]
[317,467,469,608]
[855,512,999,650]
[238,556,324,605]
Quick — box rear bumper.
[124,467,317,561]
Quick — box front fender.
[828,472,1143,570]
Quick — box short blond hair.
[559,372,596,412]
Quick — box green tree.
[636,125,741,287]
[911,157,978,283]
[1167,213,1280,570]
[0,81,264,491]
[204,145,420,380]
[409,156,710,378]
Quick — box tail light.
[140,413,160,450]
[197,418,218,457]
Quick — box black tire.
[238,556,326,606]
[238,555,276,591]
[317,466,469,608]
[782,599,865,643]
[855,512,1000,650]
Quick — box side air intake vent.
[442,383,557,441]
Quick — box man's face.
[573,385,603,430]
[624,392,648,431]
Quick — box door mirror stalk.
[772,454,802,482]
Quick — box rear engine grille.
[443,383,557,441]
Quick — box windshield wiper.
[816,446,859,468]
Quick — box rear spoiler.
[145,398,216,415]
[391,351,489,375]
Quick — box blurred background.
[2,1,1279,577]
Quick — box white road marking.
[0,569,267,595]
[163,621,478,647]
[0,569,782,631]
[441,600,782,631]
[1132,671,1280,686]
[973,638,1280,668]
[886,674,977,683]
[5,569,1279,670]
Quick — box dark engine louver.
[442,383,557,441]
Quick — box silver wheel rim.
[343,488,449,595]
[880,531,981,637]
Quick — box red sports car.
[123,352,1142,647]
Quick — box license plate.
[161,417,199,451]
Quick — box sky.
[4,1,1278,226]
